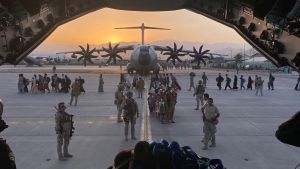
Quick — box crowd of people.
[147,73,180,124]
[17,73,86,94]
[189,72,280,96]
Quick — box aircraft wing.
[224,58,249,63]
[152,45,168,53]
[182,49,228,57]
[23,56,43,67]
[56,51,82,54]
[95,45,136,53]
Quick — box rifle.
[69,114,75,138]
[54,106,75,138]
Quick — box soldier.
[168,88,177,123]
[115,85,125,122]
[202,72,208,88]
[194,80,205,110]
[123,91,139,141]
[201,98,220,150]
[0,99,16,169]
[55,102,74,160]
[136,77,145,98]
[69,79,81,106]
[255,77,264,96]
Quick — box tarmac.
[0,66,300,169]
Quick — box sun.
[107,36,120,44]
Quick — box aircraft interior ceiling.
[0,0,299,72]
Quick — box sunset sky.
[41,8,248,46]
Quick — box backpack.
[152,142,172,169]
[196,85,205,94]
[124,98,137,116]
[198,158,224,169]
[271,76,275,81]
[171,146,199,169]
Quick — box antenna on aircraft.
[114,23,170,45]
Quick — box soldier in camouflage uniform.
[55,102,73,160]
[0,99,17,169]
[123,91,139,141]
[115,85,125,122]
[201,98,220,150]
[194,80,205,110]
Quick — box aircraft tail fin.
[114,23,170,45]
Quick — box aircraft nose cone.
[138,54,151,65]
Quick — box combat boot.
[64,153,73,158]
[63,145,73,158]
[58,155,67,161]
[209,143,216,147]
[202,143,208,150]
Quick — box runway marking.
[140,77,152,142]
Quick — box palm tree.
[77,44,98,67]
[189,45,210,68]
[163,42,186,65]
[101,42,124,64]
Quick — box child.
[159,98,166,123]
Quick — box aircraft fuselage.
[127,45,160,73]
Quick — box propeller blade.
[107,57,112,63]
[101,54,110,58]
[78,56,83,61]
[166,57,171,62]
[89,48,96,55]
[178,45,183,52]
[193,47,197,54]
[79,45,86,53]
[87,43,90,53]
[163,52,171,55]
[116,55,123,60]
[166,46,173,51]
[91,55,98,58]
[113,57,117,64]
[174,43,177,51]
[109,42,112,51]
[113,43,120,51]
[102,47,110,53]
[177,57,183,62]
[199,45,203,53]
[201,50,210,55]
[172,59,176,65]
